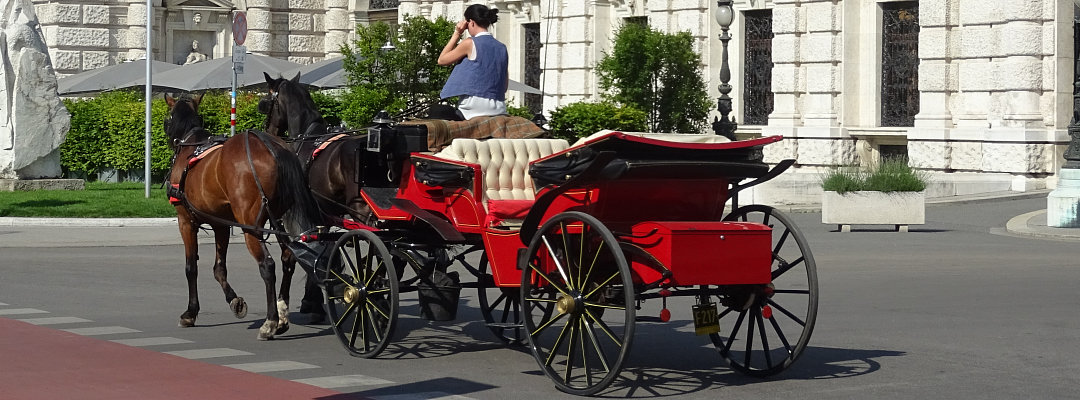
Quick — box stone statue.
[183,39,208,65]
[0,0,71,180]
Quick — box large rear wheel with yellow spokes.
[323,230,399,358]
[520,211,635,396]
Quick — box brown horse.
[164,94,321,340]
[260,72,373,223]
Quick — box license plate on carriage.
[692,303,720,335]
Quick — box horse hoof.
[276,300,290,335]
[230,297,248,319]
[179,311,197,327]
[258,320,278,340]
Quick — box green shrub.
[506,103,534,119]
[821,158,928,194]
[61,90,269,181]
[547,102,648,141]
[311,91,344,126]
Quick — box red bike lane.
[0,318,366,400]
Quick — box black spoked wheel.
[324,230,399,358]
[477,254,526,345]
[710,205,818,377]
[520,211,635,396]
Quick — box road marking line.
[292,374,393,388]
[61,326,141,335]
[0,308,48,315]
[111,337,193,347]
[225,361,320,373]
[16,316,92,325]
[0,302,7,306]
[165,348,254,359]
[371,393,478,400]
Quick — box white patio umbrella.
[282,56,545,95]
[131,53,301,92]
[57,59,179,95]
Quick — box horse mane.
[277,77,326,138]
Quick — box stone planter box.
[821,191,925,232]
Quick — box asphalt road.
[1,196,1078,399]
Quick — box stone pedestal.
[0,178,84,191]
[1047,168,1080,227]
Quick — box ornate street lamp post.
[1047,29,1080,227]
[712,0,737,140]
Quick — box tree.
[340,16,455,127]
[596,23,712,133]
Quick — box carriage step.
[486,322,523,329]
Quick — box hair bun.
[487,8,499,24]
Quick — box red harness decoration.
[169,183,182,205]
[311,134,347,161]
[187,144,223,167]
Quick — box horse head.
[164,93,205,147]
[261,71,325,139]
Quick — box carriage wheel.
[520,211,635,396]
[711,205,818,377]
[323,230,399,358]
[477,254,527,345]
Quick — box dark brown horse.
[260,72,372,223]
[164,94,321,340]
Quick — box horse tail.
[255,130,322,234]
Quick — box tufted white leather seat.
[436,138,570,202]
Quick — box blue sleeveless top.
[440,34,508,101]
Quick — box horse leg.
[211,226,247,319]
[178,213,201,327]
[243,232,279,340]
[275,243,295,334]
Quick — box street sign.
[233,45,246,74]
[232,12,248,46]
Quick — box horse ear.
[264,72,274,86]
[191,93,203,108]
[165,94,176,108]
[291,71,301,84]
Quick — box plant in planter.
[821,158,930,232]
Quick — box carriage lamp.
[367,110,394,152]
[712,0,738,141]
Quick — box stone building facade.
[30,0,1080,199]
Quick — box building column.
[325,0,352,58]
[245,0,273,54]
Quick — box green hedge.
[60,90,340,181]
[547,102,648,141]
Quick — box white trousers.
[458,95,507,120]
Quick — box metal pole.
[144,0,152,198]
[231,70,237,136]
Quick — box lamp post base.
[1047,168,1080,228]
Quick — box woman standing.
[438,4,508,120]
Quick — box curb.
[0,217,177,227]
[1004,210,1080,242]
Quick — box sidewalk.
[1,190,1078,244]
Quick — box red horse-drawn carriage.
[295,118,818,395]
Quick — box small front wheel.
[520,211,635,396]
[323,230,399,358]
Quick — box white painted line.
[61,326,141,336]
[292,374,393,389]
[0,302,7,306]
[371,393,477,400]
[0,308,48,315]
[16,316,92,325]
[225,361,320,373]
[111,337,193,347]
[165,348,253,359]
